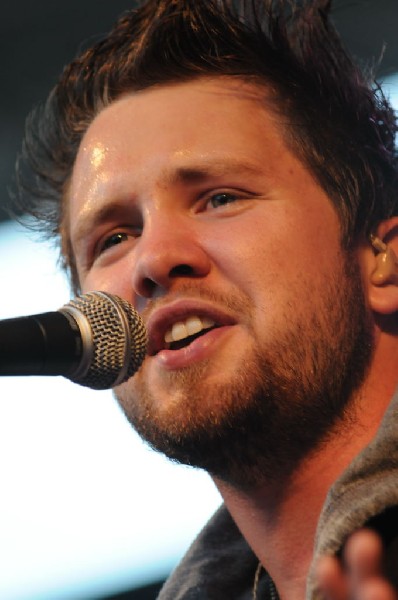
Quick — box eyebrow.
[162,159,262,185]
[71,158,262,250]
[72,201,132,253]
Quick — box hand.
[315,529,397,600]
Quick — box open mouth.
[147,305,235,358]
[167,325,218,351]
[163,315,216,352]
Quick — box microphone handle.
[0,312,82,376]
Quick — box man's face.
[68,78,372,486]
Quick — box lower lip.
[154,325,234,370]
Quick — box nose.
[131,214,211,299]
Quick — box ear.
[366,218,398,315]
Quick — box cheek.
[80,258,135,301]
[205,212,340,323]
[205,219,288,292]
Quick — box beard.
[115,249,373,490]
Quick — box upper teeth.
[164,316,215,344]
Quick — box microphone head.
[61,291,147,390]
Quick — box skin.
[66,77,398,599]
[69,78,347,435]
[316,529,397,600]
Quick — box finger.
[358,578,397,600]
[344,529,384,585]
[315,555,348,600]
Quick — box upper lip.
[145,299,237,355]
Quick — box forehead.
[67,78,292,222]
[69,78,283,187]
[67,76,329,245]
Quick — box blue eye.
[208,192,238,208]
[100,232,129,253]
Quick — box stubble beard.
[115,251,373,489]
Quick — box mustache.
[140,283,253,321]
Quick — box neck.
[214,452,336,600]
[213,373,396,600]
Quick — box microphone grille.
[63,291,147,390]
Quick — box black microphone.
[0,291,147,390]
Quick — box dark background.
[0,1,397,598]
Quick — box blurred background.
[0,1,397,598]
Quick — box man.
[14,0,398,598]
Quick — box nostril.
[142,277,157,297]
[137,265,195,298]
[170,264,195,277]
